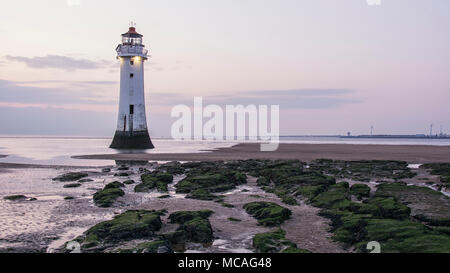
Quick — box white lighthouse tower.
[110,25,154,149]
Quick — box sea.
[1,135,450,167]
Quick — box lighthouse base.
[110,131,154,149]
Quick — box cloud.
[150,89,360,109]
[0,79,117,106]
[4,55,110,71]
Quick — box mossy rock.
[93,182,125,207]
[361,218,450,253]
[310,159,415,181]
[256,177,270,186]
[175,170,246,201]
[157,161,185,175]
[78,178,94,183]
[186,189,217,200]
[363,197,410,220]
[280,195,297,205]
[219,202,235,208]
[53,172,88,182]
[104,181,124,189]
[114,173,129,177]
[83,210,163,245]
[253,228,305,253]
[375,183,450,226]
[63,183,82,188]
[244,202,291,226]
[123,180,135,185]
[168,210,214,245]
[158,194,171,199]
[168,210,214,224]
[311,183,352,210]
[295,185,326,200]
[4,195,27,201]
[350,184,371,200]
[135,172,174,193]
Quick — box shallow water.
[1,136,449,167]
[0,137,236,166]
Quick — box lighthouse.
[110,25,154,149]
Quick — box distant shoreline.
[73,143,450,164]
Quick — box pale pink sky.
[0,0,449,137]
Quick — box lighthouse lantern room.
[110,25,154,149]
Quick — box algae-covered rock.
[310,159,415,181]
[4,195,27,201]
[168,210,214,245]
[114,172,129,177]
[157,161,185,175]
[81,210,163,248]
[63,183,82,188]
[253,228,310,253]
[295,185,326,200]
[421,163,450,184]
[375,183,450,226]
[244,202,291,226]
[104,181,124,189]
[168,210,213,224]
[350,183,371,200]
[175,170,247,200]
[53,172,88,182]
[176,171,246,194]
[186,189,217,200]
[363,197,410,220]
[358,218,450,253]
[311,183,352,210]
[134,172,173,193]
[78,178,94,183]
[93,182,125,207]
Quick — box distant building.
[110,26,154,149]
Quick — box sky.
[0,0,449,137]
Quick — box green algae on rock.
[253,228,311,253]
[134,172,173,193]
[350,183,371,200]
[72,210,164,252]
[375,182,450,226]
[53,172,88,182]
[4,195,28,201]
[244,202,291,226]
[63,183,82,188]
[93,181,125,207]
[175,169,247,200]
[167,210,214,245]
[310,159,415,182]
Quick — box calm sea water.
[0,136,449,166]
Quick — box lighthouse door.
[129,104,134,134]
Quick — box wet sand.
[75,143,450,163]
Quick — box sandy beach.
[1,141,450,253]
[75,143,450,163]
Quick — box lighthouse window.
[130,60,134,66]
[130,73,134,78]
[129,105,134,115]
